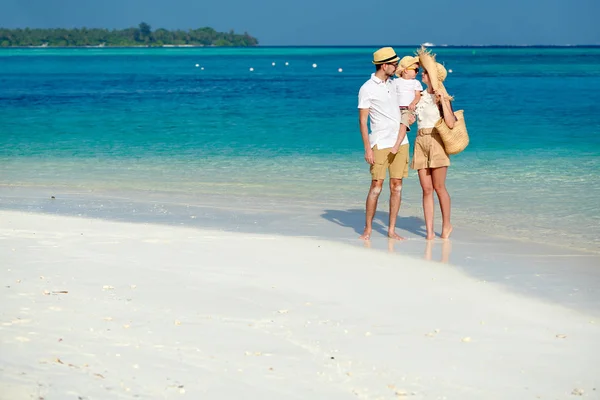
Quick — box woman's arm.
[437,90,456,129]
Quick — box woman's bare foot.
[388,231,405,240]
[426,232,435,240]
[441,225,453,239]
[359,229,371,240]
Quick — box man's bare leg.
[388,178,406,240]
[360,180,383,240]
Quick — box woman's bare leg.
[431,167,453,239]
[418,169,435,240]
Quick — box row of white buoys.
[195,62,295,69]
[246,66,343,72]
[246,66,345,73]
[192,63,446,74]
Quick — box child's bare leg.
[391,124,407,154]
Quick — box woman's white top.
[416,91,440,130]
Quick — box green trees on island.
[0,23,259,47]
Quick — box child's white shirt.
[394,78,424,107]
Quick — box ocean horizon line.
[1,44,599,50]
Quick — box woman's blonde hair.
[417,46,454,102]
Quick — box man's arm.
[395,121,407,147]
[359,108,374,165]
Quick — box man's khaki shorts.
[370,144,409,181]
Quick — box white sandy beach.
[1,210,599,399]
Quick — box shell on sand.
[556,334,567,339]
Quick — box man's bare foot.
[359,229,371,240]
[390,145,399,154]
[388,231,405,240]
[441,225,453,239]
[426,232,435,240]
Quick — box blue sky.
[1,0,598,45]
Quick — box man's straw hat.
[417,46,453,100]
[372,47,400,65]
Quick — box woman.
[412,48,456,240]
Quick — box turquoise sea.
[1,47,599,252]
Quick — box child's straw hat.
[394,55,419,77]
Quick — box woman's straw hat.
[372,47,400,65]
[417,46,452,100]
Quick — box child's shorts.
[400,108,415,130]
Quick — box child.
[391,56,423,154]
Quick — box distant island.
[0,23,259,47]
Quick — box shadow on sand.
[321,208,452,264]
[320,208,428,238]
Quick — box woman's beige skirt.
[411,128,451,170]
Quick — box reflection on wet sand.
[424,239,452,263]
[365,237,452,264]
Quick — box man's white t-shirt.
[393,78,424,107]
[358,74,408,149]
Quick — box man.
[357,47,412,241]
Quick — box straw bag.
[435,109,469,155]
